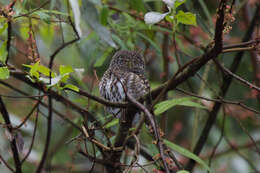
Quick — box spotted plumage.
[99,50,150,117]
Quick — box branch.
[14,0,50,19]
[223,39,260,49]
[202,139,260,159]
[9,71,97,122]
[5,0,16,64]
[126,93,170,173]
[0,81,83,132]
[214,59,260,92]
[13,101,40,130]
[0,154,15,172]
[175,88,260,114]
[151,0,226,106]
[21,99,40,163]
[0,97,21,173]
[35,89,52,173]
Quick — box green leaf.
[154,97,206,115]
[174,0,186,9]
[59,65,74,75]
[177,171,190,173]
[164,139,211,172]
[63,84,79,92]
[0,40,7,63]
[37,65,54,77]
[23,62,55,79]
[59,65,74,83]
[100,6,109,26]
[0,67,9,79]
[94,48,113,68]
[165,15,174,23]
[29,61,40,78]
[104,119,119,128]
[176,11,197,26]
[0,22,8,35]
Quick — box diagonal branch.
[0,80,83,132]
[151,0,226,106]
[214,59,260,92]
[0,154,15,172]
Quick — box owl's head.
[109,50,145,74]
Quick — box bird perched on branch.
[99,50,150,119]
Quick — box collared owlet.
[99,50,150,118]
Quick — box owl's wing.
[123,72,150,99]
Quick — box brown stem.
[0,97,21,173]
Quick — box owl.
[99,50,150,118]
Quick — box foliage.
[23,62,79,92]
[154,97,206,115]
[0,0,259,173]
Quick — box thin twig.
[13,101,40,130]
[233,115,260,156]
[21,98,40,163]
[225,137,259,172]
[14,0,51,19]
[0,93,47,98]
[223,39,260,49]
[222,46,256,53]
[0,81,83,132]
[4,0,16,64]
[124,134,140,173]
[0,154,15,172]
[214,59,260,92]
[207,106,227,172]
[175,88,260,114]
[202,139,260,159]
[35,84,52,173]
[0,97,21,173]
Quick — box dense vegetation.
[0,0,259,172]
